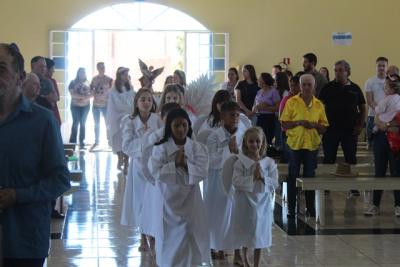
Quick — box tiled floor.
[47,151,400,267]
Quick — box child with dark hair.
[149,108,210,267]
[203,100,244,264]
[193,90,251,136]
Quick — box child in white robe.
[194,89,251,136]
[159,84,197,124]
[231,127,279,267]
[203,101,245,263]
[121,88,162,251]
[106,67,135,173]
[148,108,210,267]
[140,102,181,253]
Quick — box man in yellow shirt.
[280,74,329,218]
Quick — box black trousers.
[322,129,358,164]
[256,113,276,145]
[4,258,45,267]
[372,131,400,207]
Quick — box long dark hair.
[208,90,232,127]
[115,67,133,93]
[319,67,330,81]
[174,70,187,87]
[130,88,157,118]
[243,64,258,84]
[259,72,275,87]
[228,67,239,82]
[155,108,193,145]
[275,72,290,98]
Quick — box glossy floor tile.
[47,152,400,266]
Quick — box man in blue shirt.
[0,43,71,267]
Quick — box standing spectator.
[302,53,328,96]
[319,60,366,197]
[0,42,70,267]
[45,58,62,127]
[280,74,329,217]
[364,75,400,216]
[106,67,135,172]
[279,72,303,162]
[274,72,290,151]
[90,62,113,150]
[364,57,388,146]
[220,67,239,99]
[252,73,280,145]
[285,69,294,81]
[319,67,330,82]
[235,64,260,125]
[69,67,92,150]
[275,72,290,98]
[319,60,366,165]
[31,56,57,111]
[271,64,282,79]
[21,72,40,102]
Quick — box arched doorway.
[50,2,228,144]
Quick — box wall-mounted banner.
[332,32,352,46]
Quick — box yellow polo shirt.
[280,94,329,151]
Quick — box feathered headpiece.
[138,59,164,87]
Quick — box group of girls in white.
[108,69,279,266]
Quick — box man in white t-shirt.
[364,57,388,145]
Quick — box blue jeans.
[69,104,90,146]
[92,106,107,144]
[322,128,358,164]
[287,148,318,213]
[372,131,400,207]
[366,116,375,145]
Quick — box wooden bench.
[277,164,376,201]
[317,155,373,164]
[296,176,400,226]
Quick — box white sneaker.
[364,205,380,216]
[395,206,400,217]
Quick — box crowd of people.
[1,40,400,267]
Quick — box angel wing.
[192,115,209,136]
[139,59,148,72]
[151,67,164,79]
[185,74,217,116]
[221,154,239,196]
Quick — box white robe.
[140,127,165,238]
[149,138,210,267]
[120,113,162,228]
[232,154,278,249]
[204,126,245,250]
[196,113,251,135]
[106,86,135,153]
